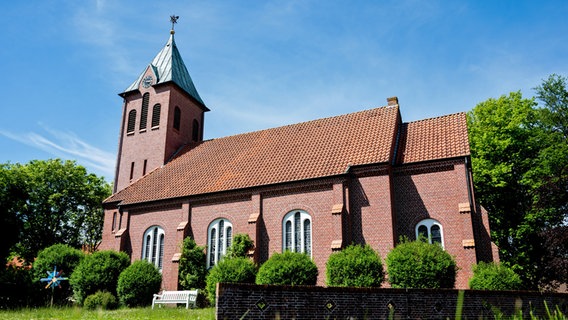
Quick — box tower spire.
[170,15,179,34]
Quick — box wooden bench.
[152,290,198,309]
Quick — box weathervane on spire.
[170,15,179,34]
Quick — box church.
[99,25,498,290]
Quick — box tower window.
[127,110,136,134]
[192,119,199,141]
[129,162,135,180]
[143,159,148,175]
[140,93,149,131]
[173,106,181,131]
[151,104,161,128]
[282,210,312,256]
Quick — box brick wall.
[217,283,568,319]
[100,159,496,290]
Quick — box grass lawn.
[0,307,215,320]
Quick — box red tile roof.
[396,112,470,164]
[105,106,470,206]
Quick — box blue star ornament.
[40,266,69,289]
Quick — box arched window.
[140,93,149,130]
[142,226,165,270]
[192,119,199,142]
[207,218,233,268]
[173,106,181,131]
[282,210,312,256]
[151,104,161,128]
[127,110,136,134]
[416,219,444,247]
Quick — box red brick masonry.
[216,283,568,319]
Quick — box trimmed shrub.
[256,251,318,286]
[33,244,85,306]
[326,244,384,287]
[469,262,522,290]
[386,239,457,289]
[178,237,207,290]
[83,291,118,310]
[70,250,130,305]
[225,234,254,259]
[205,257,256,304]
[117,260,162,307]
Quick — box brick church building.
[99,27,498,289]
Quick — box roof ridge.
[205,105,396,141]
[405,111,466,124]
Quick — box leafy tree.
[468,84,568,289]
[69,250,130,305]
[0,164,25,264]
[255,251,318,286]
[326,244,384,287]
[0,159,111,262]
[117,260,162,307]
[178,237,207,290]
[33,244,85,305]
[225,234,254,259]
[205,257,256,304]
[385,239,456,289]
[468,262,522,291]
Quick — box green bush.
[326,244,384,287]
[83,291,118,310]
[178,237,207,290]
[70,250,130,305]
[33,244,85,306]
[116,260,162,307]
[225,234,254,259]
[256,251,318,286]
[205,257,256,304]
[469,262,522,290]
[386,239,456,289]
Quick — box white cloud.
[0,126,115,179]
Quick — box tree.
[385,239,456,289]
[0,159,111,262]
[326,244,384,287]
[69,250,130,305]
[255,251,318,286]
[468,262,522,291]
[468,84,568,289]
[178,237,207,290]
[225,234,254,259]
[0,164,25,264]
[117,260,162,307]
[205,257,257,304]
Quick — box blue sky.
[1,1,567,182]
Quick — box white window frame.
[142,226,165,271]
[282,210,312,256]
[207,218,233,268]
[415,218,444,248]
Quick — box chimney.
[387,96,399,106]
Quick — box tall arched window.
[416,219,444,247]
[151,104,161,128]
[142,226,165,271]
[173,106,181,131]
[127,110,136,134]
[207,218,233,268]
[140,93,149,130]
[282,210,312,256]
[192,119,199,142]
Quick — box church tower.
[114,19,208,193]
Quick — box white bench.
[152,290,198,309]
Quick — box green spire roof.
[122,32,206,108]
